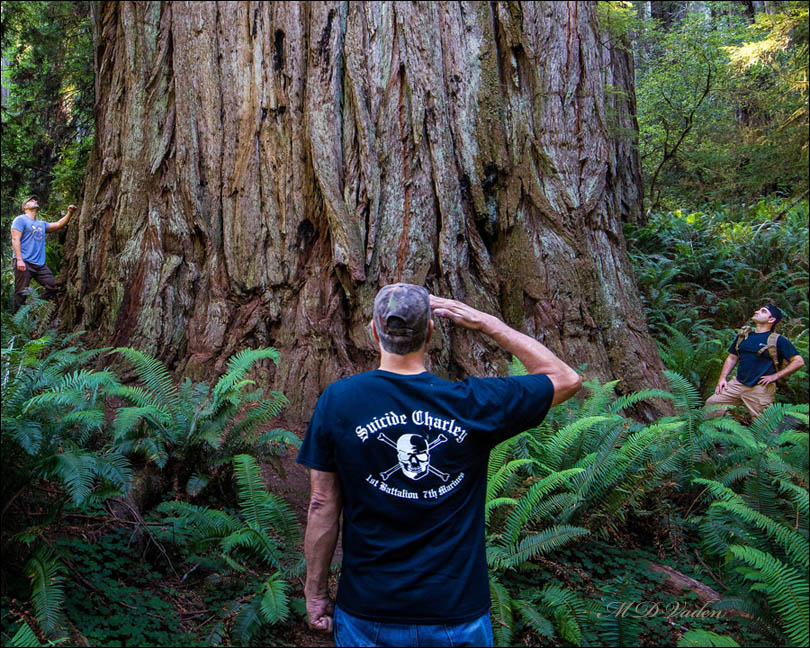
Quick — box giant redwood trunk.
[61,1,668,419]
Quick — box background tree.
[634,0,809,210]
[57,1,670,418]
[0,0,94,251]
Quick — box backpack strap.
[735,325,752,354]
[759,332,782,372]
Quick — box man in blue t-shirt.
[10,195,77,312]
[297,283,582,646]
[705,304,804,418]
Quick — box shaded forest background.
[1,1,808,647]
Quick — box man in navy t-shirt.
[10,195,78,312]
[297,283,582,646]
[705,304,804,418]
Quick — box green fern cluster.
[489,576,598,647]
[1,304,133,640]
[155,454,302,645]
[484,367,697,645]
[691,404,809,646]
[110,346,298,495]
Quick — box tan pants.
[705,377,775,418]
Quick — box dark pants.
[13,260,57,312]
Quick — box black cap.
[765,304,783,325]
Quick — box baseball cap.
[764,304,783,325]
[22,195,39,210]
[373,283,431,355]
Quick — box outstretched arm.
[429,295,582,406]
[47,204,78,232]
[304,469,342,632]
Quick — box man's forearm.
[719,355,738,380]
[483,315,578,383]
[49,214,70,231]
[776,356,805,380]
[429,295,581,405]
[11,237,23,260]
[304,499,341,598]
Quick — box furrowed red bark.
[61,1,668,419]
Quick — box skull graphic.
[396,434,430,480]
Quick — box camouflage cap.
[373,283,431,355]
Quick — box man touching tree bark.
[11,196,77,313]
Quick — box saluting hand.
[429,295,491,332]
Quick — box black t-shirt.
[296,369,554,624]
[728,332,798,386]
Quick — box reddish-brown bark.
[61,1,668,418]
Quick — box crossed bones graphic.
[378,433,450,482]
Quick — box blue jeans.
[333,605,494,647]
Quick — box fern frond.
[8,419,44,455]
[543,416,614,469]
[493,525,590,570]
[711,501,808,568]
[486,497,518,526]
[8,622,41,648]
[677,629,740,646]
[539,584,588,645]
[257,427,302,452]
[212,348,280,405]
[259,573,290,625]
[582,379,621,416]
[773,478,809,520]
[221,523,285,570]
[503,469,584,544]
[230,594,264,647]
[51,451,96,505]
[513,599,554,638]
[26,549,64,636]
[489,577,513,647]
[487,458,536,502]
[664,370,703,414]
[233,454,271,527]
[112,347,181,412]
[156,501,241,544]
[609,389,676,414]
[729,545,809,646]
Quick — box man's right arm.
[11,228,25,270]
[304,469,342,632]
[715,354,738,394]
[429,296,582,406]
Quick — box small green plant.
[155,454,303,645]
[110,347,297,496]
[57,530,196,647]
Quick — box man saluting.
[10,195,77,313]
[297,283,582,646]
